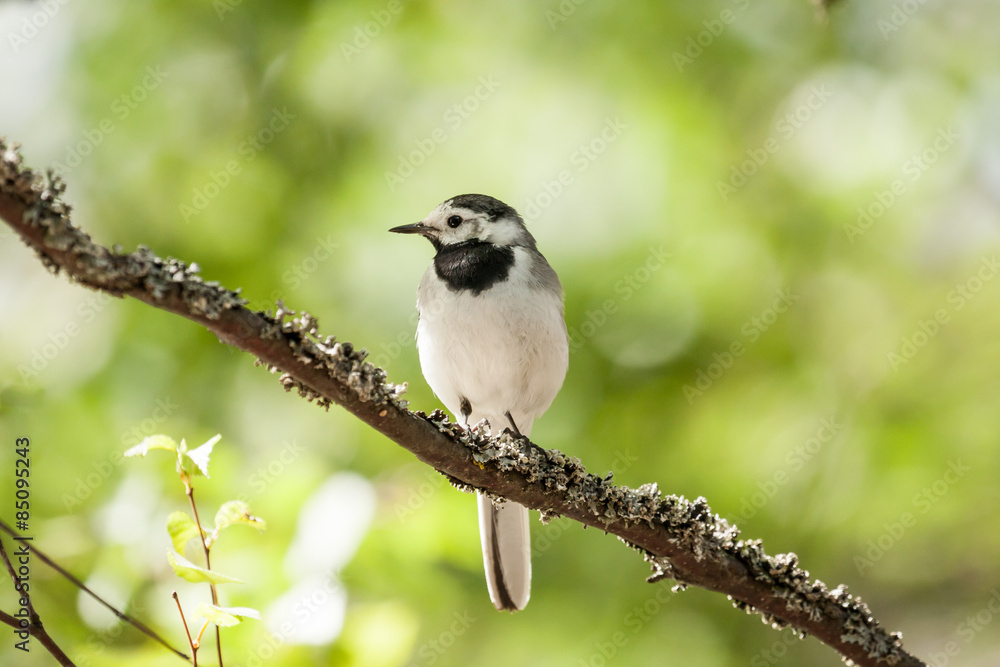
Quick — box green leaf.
[124,435,179,458]
[195,603,260,627]
[180,434,220,478]
[166,551,242,585]
[214,501,267,534]
[166,511,202,553]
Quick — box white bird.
[390,194,568,611]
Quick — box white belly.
[415,249,568,435]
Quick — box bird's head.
[390,194,535,251]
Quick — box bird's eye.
[447,215,463,228]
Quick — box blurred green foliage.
[2,0,1000,665]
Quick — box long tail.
[478,494,531,611]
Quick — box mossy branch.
[0,138,924,667]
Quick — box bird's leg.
[505,411,544,457]
[504,411,522,437]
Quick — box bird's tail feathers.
[478,494,531,611]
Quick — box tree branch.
[0,138,924,667]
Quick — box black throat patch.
[433,241,515,295]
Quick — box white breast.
[415,247,568,435]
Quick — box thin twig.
[0,518,190,661]
[185,485,223,666]
[172,591,197,667]
[0,535,76,666]
[0,612,77,666]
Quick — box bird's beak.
[389,222,432,235]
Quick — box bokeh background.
[2,0,1000,665]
